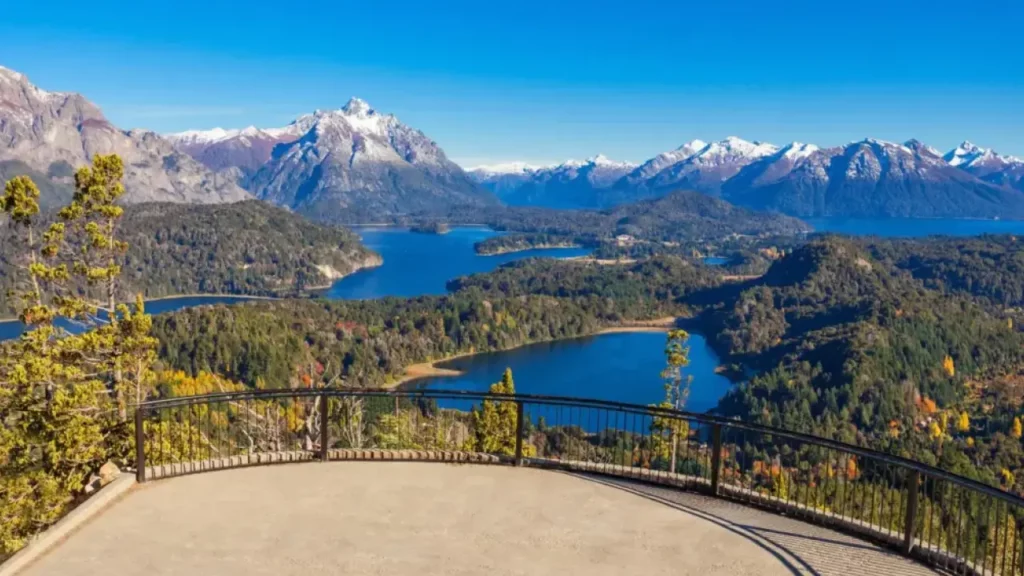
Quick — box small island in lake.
[475,233,583,255]
[410,222,451,235]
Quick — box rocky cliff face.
[0,66,249,204]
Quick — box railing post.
[710,423,723,496]
[903,469,920,553]
[320,392,330,462]
[134,407,146,483]
[514,401,525,466]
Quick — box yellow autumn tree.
[473,368,533,456]
[957,411,970,433]
[1013,417,1023,440]
[0,156,156,556]
[942,355,955,378]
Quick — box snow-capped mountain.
[241,98,496,222]
[486,134,1024,217]
[0,65,249,204]
[641,137,779,195]
[722,138,1024,218]
[944,141,1024,192]
[617,140,707,188]
[167,116,322,182]
[466,163,548,198]
[594,137,780,206]
[468,155,637,209]
[466,162,549,176]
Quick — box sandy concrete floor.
[21,462,937,576]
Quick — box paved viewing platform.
[22,462,938,576]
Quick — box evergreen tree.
[651,329,691,472]
[0,155,156,556]
[472,368,521,456]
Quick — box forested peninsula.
[0,200,381,315]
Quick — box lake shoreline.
[0,257,388,326]
[388,319,679,389]
[0,293,275,325]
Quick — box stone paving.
[21,462,940,576]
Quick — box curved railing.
[135,389,1024,575]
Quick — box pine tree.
[651,329,691,472]
[472,368,524,456]
[0,155,155,555]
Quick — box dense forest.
[691,237,1024,490]
[0,200,379,314]
[866,235,1024,310]
[152,256,719,388]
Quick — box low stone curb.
[0,473,135,576]
[144,449,503,480]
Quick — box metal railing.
[135,388,1024,576]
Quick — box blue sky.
[3,0,1022,165]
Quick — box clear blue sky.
[3,0,1022,165]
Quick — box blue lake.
[407,331,731,412]
[808,217,1024,237]
[326,227,590,299]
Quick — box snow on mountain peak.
[945,141,991,167]
[702,137,778,160]
[168,127,239,144]
[465,161,543,175]
[780,142,819,160]
[677,139,707,154]
[853,138,914,155]
[0,65,27,83]
[586,154,635,168]
[342,97,373,116]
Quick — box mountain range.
[470,137,1024,218]
[2,63,1023,221]
[466,155,636,209]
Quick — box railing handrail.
[137,387,1024,510]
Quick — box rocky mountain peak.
[341,97,373,116]
[0,64,249,205]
